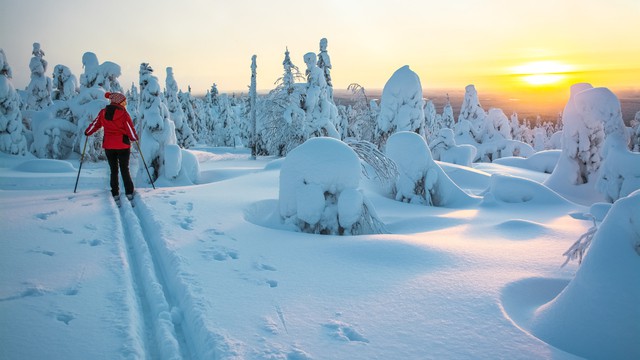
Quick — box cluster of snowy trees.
[2,41,639,209]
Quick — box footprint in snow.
[43,226,73,234]
[323,319,369,343]
[55,312,75,325]
[35,211,58,220]
[201,246,239,261]
[29,249,55,256]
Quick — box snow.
[1,140,639,359]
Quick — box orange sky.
[1,0,639,104]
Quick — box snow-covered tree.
[457,84,486,142]
[545,83,604,190]
[0,49,28,155]
[137,63,179,182]
[385,131,478,207]
[303,52,340,140]
[69,52,110,161]
[424,99,438,136]
[631,111,640,152]
[533,126,546,151]
[259,49,307,156]
[441,94,455,129]
[429,128,477,167]
[52,65,79,101]
[317,38,333,101]
[250,55,258,158]
[165,67,195,149]
[99,61,123,93]
[278,137,385,235]
[125,82,140,129]
[79,52,101,89]
[577,87,640,202]
[374,65,425,149]
[345,83,375,142]
[24,43,52,111]
[485,108,512,141]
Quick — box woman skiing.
[85,92,139,205]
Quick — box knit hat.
[105,92,126,105]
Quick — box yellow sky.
[1,0,639,103]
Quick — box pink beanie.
[105,92,126,105]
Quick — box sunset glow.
[1,0,639,111]
[511,61,574,86]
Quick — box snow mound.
[530,190,640,359]
[482,174,572,206]
[278,137,384,235]
[13,159,76,173]
[386,131,480,207]
[494,219,551,240]
[493,150,560,174]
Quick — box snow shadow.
[499,278,569,345]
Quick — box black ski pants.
[105,148,134,197]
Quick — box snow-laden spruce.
[259,48,307,156]
[0,49,28,155]
[454,85,534,162]
[545,83,602,191]
[137,63,200,185]
[278,137,385,235]
[385,131,479,207]
[578,87,640,202]
[165,67,196,149]
[24,43,52,111]
[456,84,485,141]
[303,52,340,140]
[530,190,640,360]
[375,65,425,149]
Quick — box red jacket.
[85,104,139,149]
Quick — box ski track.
[117,194,238,360]
[117,197,184,360]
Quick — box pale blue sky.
[1,0,639,96]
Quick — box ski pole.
[73,136,89,193]
[135,141,156,189]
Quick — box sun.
[511,61,573,86]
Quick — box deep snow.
[1,145,638,359]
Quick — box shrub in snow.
[531,190,640,360]
[344,83,375,142]
[278,137,384,235]
[137,63,179,182]
[386,131,478,207]
[29,105,77,159]
[429,128,477,167]
[0,49,28,155]
[545,83,603,190]
[375,65,425,149]
[576,87,640,202]
[303,52,340,140]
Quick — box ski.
[126,193,135,207]
[113,195,122,208]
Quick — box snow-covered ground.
[0,146,637,359]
